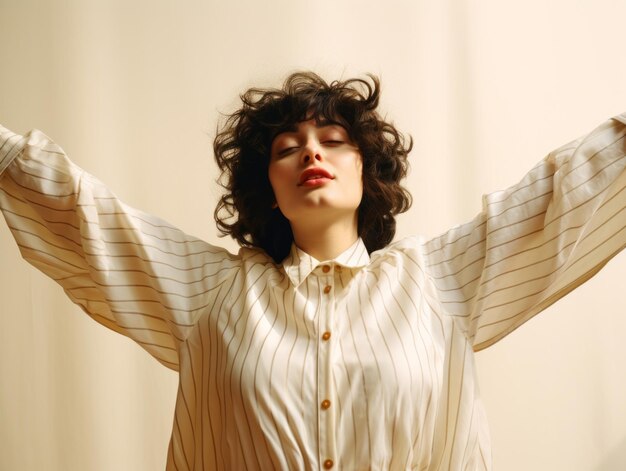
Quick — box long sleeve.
[421,114,626,351]
[0,126,239,370]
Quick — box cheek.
[355,159,364,189]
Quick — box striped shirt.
[0,114,624,471]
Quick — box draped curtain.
[1,1,625,469]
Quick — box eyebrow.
[275,122,345,136]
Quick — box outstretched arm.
[0,126,239,370]
[421,114,626,350]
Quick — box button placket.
[317,265,337,470]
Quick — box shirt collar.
[281,238,370,287]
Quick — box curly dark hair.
[213,71,412,263]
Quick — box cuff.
[612,112,626,126]
[0,126,27,176]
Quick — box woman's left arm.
[421,114,626,350]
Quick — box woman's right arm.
[0,126,239,371]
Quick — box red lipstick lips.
[298,168,334,186]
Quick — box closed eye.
[277,146,299,156]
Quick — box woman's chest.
[203,268,451,416]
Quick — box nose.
[301,141,324,165]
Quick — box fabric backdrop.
[1,1,625,469]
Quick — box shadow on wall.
[594,435,626,471]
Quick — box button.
[335,265,342,273]
[323,459,334,469]
[322,331,331,341]
[321,399,331,410]
[322,265,330,273]
[323,285,332,294]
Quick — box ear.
[272,201,278,209]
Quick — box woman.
[0,72,624,470]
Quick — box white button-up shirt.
[0,114,625,470]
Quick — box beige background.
[1,0,625,469]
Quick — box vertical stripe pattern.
[0,114,624,470]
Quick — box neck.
[291,213,359,261]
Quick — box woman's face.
[268,120,363,227]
